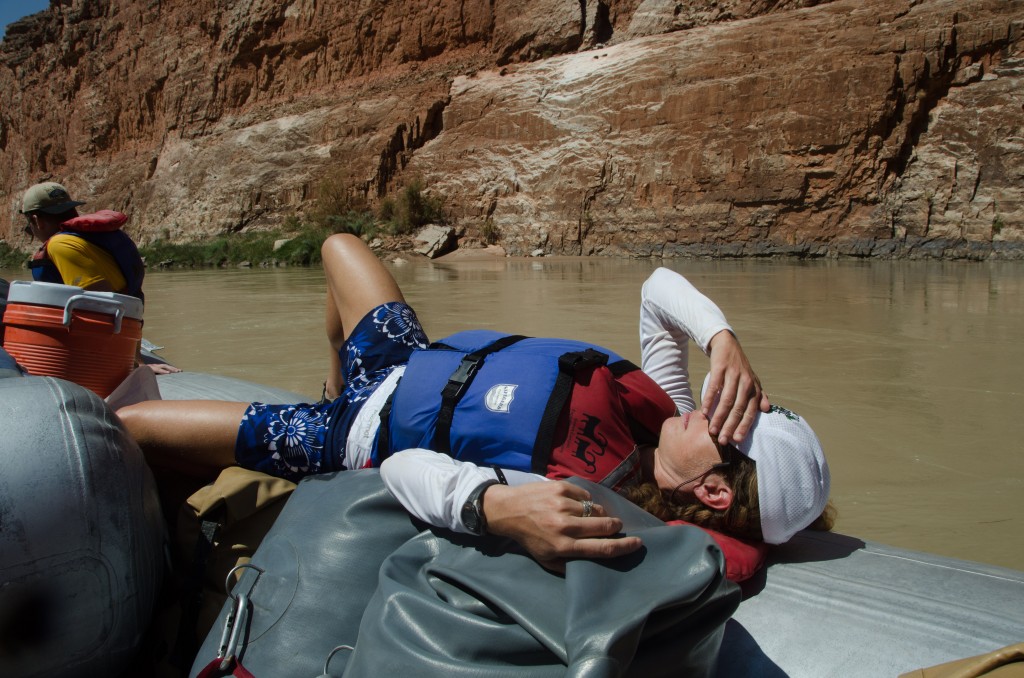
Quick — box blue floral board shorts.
[234,302,429,481]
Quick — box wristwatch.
[460,480,499,536]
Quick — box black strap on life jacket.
[530,348,609,474]
[433,334,527,454]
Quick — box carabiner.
[215,562,265,671]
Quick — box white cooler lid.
[6,281,144,321]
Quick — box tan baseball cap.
[21,182,86,215]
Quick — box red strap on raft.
[195,657,256,678]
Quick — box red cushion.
[666,520,769,582]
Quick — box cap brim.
[37,200,86,214]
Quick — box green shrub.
[379,179,446,235]
[378,197,396,224]
[992,215,1004,235]
[303,170,381,239]
[282,215,303,232]
[274,229,327,266]
[480,217,499,245]
[0,241,28,269]
[325,211,378,239]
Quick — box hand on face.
[482,481,642,572]
[703,330,770,445]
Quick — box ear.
[693,474,734,511]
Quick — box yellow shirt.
[46,234,128,292]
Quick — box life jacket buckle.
[444,355,483,398]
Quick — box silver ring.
[581,499,594,518]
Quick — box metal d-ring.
[323,644,355,675]
[224,562,265,598]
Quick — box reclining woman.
[119,234,832,570]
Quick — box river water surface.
[3,257,1022,571]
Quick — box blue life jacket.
[30,220,145,302]
[374,330,652,476]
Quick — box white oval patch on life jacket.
[484,384,517,413]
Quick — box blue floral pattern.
[265,406,328,474]
[373,303,426,346]
[235,301,428,481]
[343,302,429,403]
[343,342,373,402]
[237,402,332,479]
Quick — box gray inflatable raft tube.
[719,531,1024,676]
[0,374,164,678]
[155,370,309,404]
[0,362,306,678]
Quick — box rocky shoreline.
[393,227,1024,262]
[649,238,1024,261]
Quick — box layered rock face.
[0,0,1020,258]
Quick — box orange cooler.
[1,281,144,397]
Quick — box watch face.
[461,500,483,534]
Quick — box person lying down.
[119,234,832,574]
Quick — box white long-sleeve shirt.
[380,267,733,533]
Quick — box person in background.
[22,181,143,297]
[18,181,179,374]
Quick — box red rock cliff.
[1,0,1021,258]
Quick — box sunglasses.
[23,215,34,236]
[669,439,737,504]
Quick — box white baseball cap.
[701,375,830,544]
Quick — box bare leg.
[118,400,247,479]
[121,236,403,473]
[321,234,405,399]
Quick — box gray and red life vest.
[375,330,677,488]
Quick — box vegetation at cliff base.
[0,242,26,269]
[137,177,448,268]
[140,215,388,268]
[139,229,321,268]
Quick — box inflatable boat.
[1,362,1021,678]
